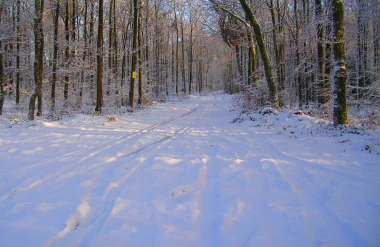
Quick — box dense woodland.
[0,0,378,125]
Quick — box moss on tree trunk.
[332,0,349,125]
[239,0,279,109]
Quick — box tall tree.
[293,0,302,108]
[72,0,77,57]
[315,0,326,104]
[324,3,333,105]
[89,0,95,105]
[64,0,69,106]
[0,5,4,115]
[181,13,186,94]
[174,1,179,95]
[16,0,21,105]
[332,0,348,125]
[269,0,281,104]
[79,0,88,107]
[95,0,104,112]
[129,0,139,109]
[28,0,45,120]
[188,3,194,95]
[239,0,279,108]
[374,5,380,85]
[356,0,369,99]
[276,0,285,103]
[107,0,116,96]
[51,0,60,111]
[138,0,143,106]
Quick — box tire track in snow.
[3,105,200,178]
[50,105,204,183]
[259,141,314,245]
[77,127,189,247]
[44,104,210,247]
[49,121,199,247]
[44,129,185,247]
[198,157,223,246]
[0,105,201,202]
[261,141,370,246]
[272,148,379,187]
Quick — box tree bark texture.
[315,0,327,104]
[129,0,139,109]
[0,7,4,115]
[64,0,69,105]
[239,0,279,109]
[28,0,44,120]
[95,0,104,112]
[51,0,60,111]
[138,0,143,106]
[332,0,349,125]
[16,0,20,105]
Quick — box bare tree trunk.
[235,45,243,78]
[154,1,160,97]
[108,0,114,71]
[16,0,20,105]
[198,55,204,93]
[324,5,333,104]
[165,30,169,97]
[64,0,69,106]
[294,0,302,108]
[269,0,283,105]
[188,20,193,95]
[0,7,4,114]
[332,0,348,125]
[107,0,114,96]
[70,0,77,108]
[171,31,175,95]
[144,0,150,85]
[72,0,76,55]
[239,0,279,108]
[28,0,44,120]
[129,0,139,109]
[113,0,118,88]
[181,18,186,94]
[374,10,380,78]
[121,24,127,105]
[121,20,131,104]
[71,0,77,107]
[175,2,179,96]
[247,29,257,87]
[276,0,285,102]
[36,0,44,117]
[315,0,326,104]
[138,0,143,106]
[79,0,88,108]
[89,0,95,105]
[356,0,369,100]
[51,0,60,111]
[95,0,103,112]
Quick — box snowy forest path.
[0,104,202,203]
[47,103,214,247]
[0,94,379,247]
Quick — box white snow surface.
[0,94,379,247]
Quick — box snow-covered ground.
[0,94,379,247]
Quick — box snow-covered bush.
[233,83,264,114]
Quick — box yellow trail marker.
[132,71,137,79]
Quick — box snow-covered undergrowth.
[234,108,380,156]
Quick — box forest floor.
[0,94,379,247]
